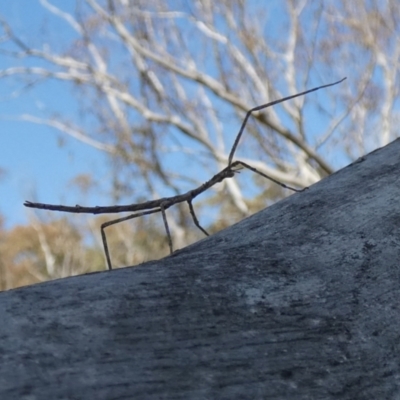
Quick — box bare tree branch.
[4,0,399,273]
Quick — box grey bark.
[1,139,400,400]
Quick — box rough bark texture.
[1,139,400,400]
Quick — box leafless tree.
[1,0,399,271]
[0,213,99,290]
[323,1,400,156]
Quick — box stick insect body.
[24,78,346,270]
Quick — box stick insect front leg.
[231,161,306,192]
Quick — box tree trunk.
[1,139,400,399]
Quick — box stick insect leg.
[101,208,161,271]
[187,200,209,236]
[160,202,173,254]
[232,160,306,192]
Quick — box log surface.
[1,139,400,399]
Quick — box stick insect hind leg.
[101,207,164,270]
[101,199,210,270]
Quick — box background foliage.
[1,0,399,289]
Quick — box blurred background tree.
[0,0,399,289]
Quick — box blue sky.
[0,1,350,232]
[0,1,109,229]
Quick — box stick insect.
[24,77,346,270]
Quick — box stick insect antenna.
[228,77,347,165]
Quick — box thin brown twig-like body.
[24,78,346,270]
[24,161,300,270]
